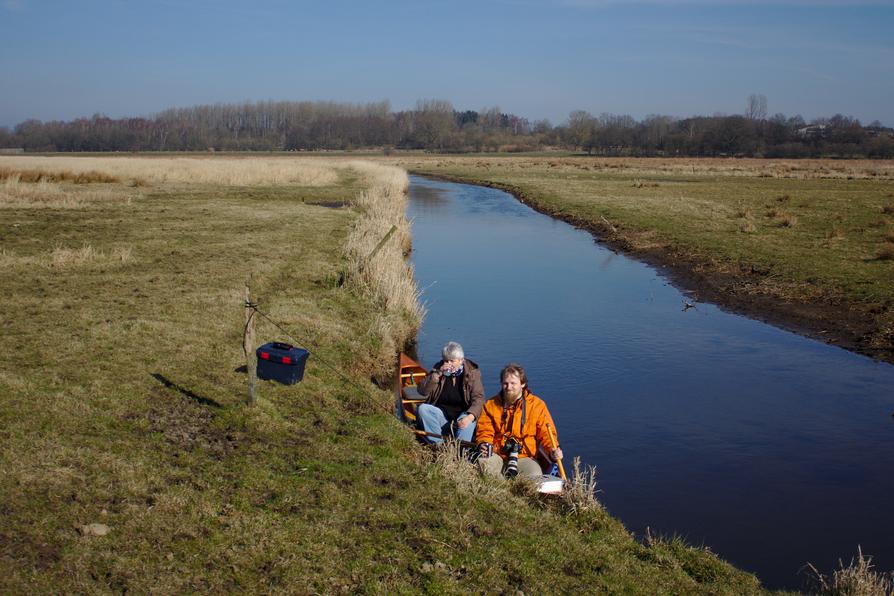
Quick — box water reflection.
[407,175,894,591]
[408,184,449,210]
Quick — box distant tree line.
[1,97,892,158]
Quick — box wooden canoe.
[395,352,428,424]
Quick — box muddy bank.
[411,171,894,367]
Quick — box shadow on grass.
[310,200,350,209]
[151,373,222,408]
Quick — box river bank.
[386,156,894,365]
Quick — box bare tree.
[412,99,456,150]
[746,94,768,120]
[567,110,596,152]
[532,118,552,135]
[642,114,675,150]
[479,106,503,132]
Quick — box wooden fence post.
[243,284,257,405]
[359,224,398,274]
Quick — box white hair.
[441,341,464,360]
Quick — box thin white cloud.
[3,0,24,11]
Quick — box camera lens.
[506,452,519,477]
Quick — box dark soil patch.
[130,380,245,459]
[311,200,350,209]
[0,531,62,571]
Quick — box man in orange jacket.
[475,363,563,479]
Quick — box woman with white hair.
[415,341,485,444]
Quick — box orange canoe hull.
[396,353,427,423]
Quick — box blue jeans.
[416,403,476,444]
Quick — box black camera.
[503,437,522,477]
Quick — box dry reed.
[561,457,602,514]
[50,244,134,268]
[51,244,99,267]
[425,440,505,499]
[111,245,133,263]
[0,166,119,184]
[341,161,424,363]
[807,547,894,596]
[1,174,133,208]
[0,155,339,187]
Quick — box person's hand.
[456,414,474,429]
[551,447,563,461]
[478,442,493,458]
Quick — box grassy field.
[0,154,792,594]
[380,155,894,363]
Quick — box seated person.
[415,341,484,444]
[475,363,563,479]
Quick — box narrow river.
[406,176,894,591]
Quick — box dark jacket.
[416,358,485,419]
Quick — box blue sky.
[1,0,892,128]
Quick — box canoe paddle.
[545,422,567,481]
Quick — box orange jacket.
[474,391,558,460]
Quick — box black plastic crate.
[256,342,309,385]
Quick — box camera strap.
[500,393,527,437]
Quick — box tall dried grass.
[0,166,119,184]
[0,155,339,187]
[424,440,505,499]
[49,244,134,268]
[561,457,602,514]
[0,174,133,208]
[341,161,424,362]
[807,547,894,596]
[51,244,99,267]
